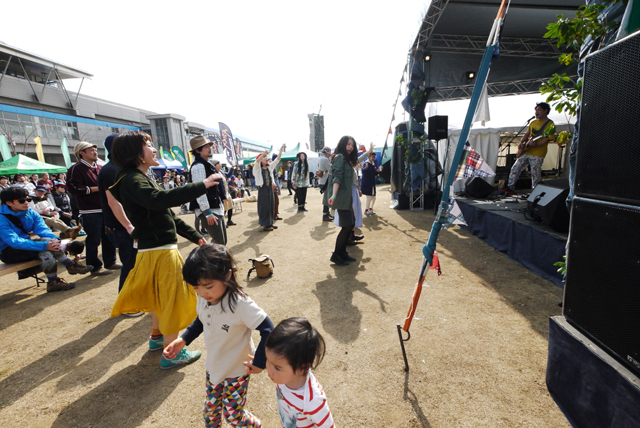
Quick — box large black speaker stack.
[563,32,640,377]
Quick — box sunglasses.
[13,197,33,204]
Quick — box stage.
[455,194,566,288]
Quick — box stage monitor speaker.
[465,177,494,198]
[564,196,640,377]
[574,31,640,206]
[541,177,569,189]
[428,115,448,141]
[526,184,570,233]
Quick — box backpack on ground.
[247,255,274,279]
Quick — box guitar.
[516,135,546,158]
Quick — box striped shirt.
[275,371,334,428]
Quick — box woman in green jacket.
[328,136,358,265]
[109,130,222,369]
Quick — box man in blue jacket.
[0,187,93,292]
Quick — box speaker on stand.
[429,115,448,214]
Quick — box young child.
[263,317,335,428]
[163,244,274,427]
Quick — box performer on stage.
[503,102,556,193]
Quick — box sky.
[2,1,571,150]
[2,0,429,148]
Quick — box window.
[155,119,169,151]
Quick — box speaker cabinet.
[526,184,570,233]
[428,115,448,141]
[564,196,640,377]
[465,177,494,198]
[575,32,640,205]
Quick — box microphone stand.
[499,116,534,154]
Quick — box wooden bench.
[0,259,45,287]
[232,197,244,212]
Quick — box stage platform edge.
[456,198,566,287]
[547,316,640,428]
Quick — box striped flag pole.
[398,0,508,372]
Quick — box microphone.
[527,115,535,122]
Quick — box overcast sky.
[3,1,570,149]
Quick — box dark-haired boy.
[0,187,93,292]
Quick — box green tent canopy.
[0,154,67,175]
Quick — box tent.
[0,154,67,175]
[150,158,185,172]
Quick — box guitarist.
[503,102,556,193]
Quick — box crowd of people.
[1,131,388,427]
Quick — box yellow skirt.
[110,248,197,335]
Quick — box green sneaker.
[149,336,164,352]
[160,348,201,370]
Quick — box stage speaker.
[428,115,448,141]
[574,31,640,206]
[526,184,570,233]
[564,196,640,377]
[465,177,493,198]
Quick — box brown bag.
[223,198,233,211]
[247,255,274,279]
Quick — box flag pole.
[397,0,508,371]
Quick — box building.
[0,41,268,168]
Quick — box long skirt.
[110,247,197,335]
[335,184,363,228]
[257,185,274,227]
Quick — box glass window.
[3,112,18,120]
[43,117,56,125]
[18,114,32,122]
[155,119,169,151]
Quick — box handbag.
[247,255,274,279]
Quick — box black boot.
[340,251,356,262]
[330,252,349,265]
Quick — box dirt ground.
[0,184,570,428]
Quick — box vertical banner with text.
[219,123,237,166]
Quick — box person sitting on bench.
[30,185,82,239]
[0,187,93,292]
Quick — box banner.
[219,122,237,166]
[34,136,45,162]
[171,146,188,169]
[208,136,220,154]
[234,137,243,161]
[61,138,72,168]
[160,147,173,161]
[0,135,12,161]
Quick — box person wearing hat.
[317,147,334,222]
[253,145,285,231]
[161,176,175,190]
[49,182,74,227]
[97,134,140,304]
[188,135,229,244]
[30,185,83,239]
[67,141,118,276]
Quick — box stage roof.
[411,0,583,101]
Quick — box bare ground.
[0,184,570,428]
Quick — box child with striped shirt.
[262,317,335,428]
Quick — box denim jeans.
[107,228,136,292]
[80,213,116,272]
